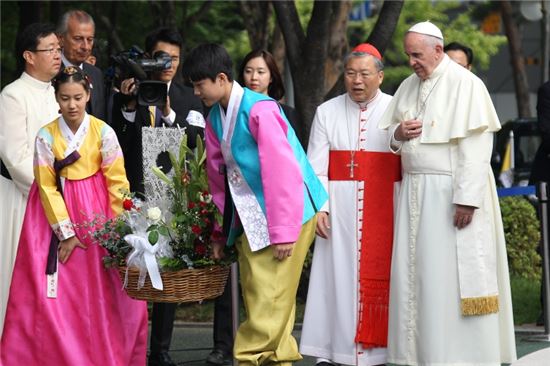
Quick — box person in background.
[205,48,303,366]
[444,41,473,70]
[300,43,400,366]
[530,79,550,326]
[0,22,61,340]
[0,66,148,365]
[379,21,516,365]
[57,9,106,121]
[183,43,327,366]
[240,49,301,131]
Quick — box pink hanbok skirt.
[0,171,148,366]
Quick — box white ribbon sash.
[124,233,164,290]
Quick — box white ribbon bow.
[124,233,164,290]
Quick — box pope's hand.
[395,119,423,141]
[272,242,295,261]
[454,204,475,229]
[315,211,330,239]
[58,236,87,264]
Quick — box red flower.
[188,202,196,209]
[195,243,207,255]
[191,225,202,235]
[200,209,208,216]
[123,199,134,211]
[199,201,208,207]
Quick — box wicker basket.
[119,265,230,303]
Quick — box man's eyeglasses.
[344,70,377,80]
[32,47,62,56]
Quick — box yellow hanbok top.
[33,114,128,241]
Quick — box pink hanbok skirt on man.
[0,171,148,366]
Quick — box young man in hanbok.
[0,22,61,339]
[182,43,327,366]
[379,21,516,365]
[300,44,400,366]
[0,66,148,365]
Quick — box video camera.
[108,46,172,106]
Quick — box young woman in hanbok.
[0,66,148,365]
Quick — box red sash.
[328,150,401,348]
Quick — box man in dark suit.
[57,10,106,121]
[531,80,550,185]
[111,28,204,366]
[530,80,550,327]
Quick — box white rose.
[199,192,212,203]
[147,207,162,222]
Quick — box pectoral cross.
[347,155,358,178]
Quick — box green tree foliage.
[499,196,541,280]
[348,0,506,92]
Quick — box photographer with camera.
[111,28,204,366]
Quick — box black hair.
[53,66,91,94]
[145,27,183,56]
[15,22,57,74]
[444,41,474,66]
[239,49,285,101]
[182,43,233,83]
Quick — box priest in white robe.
[378,21,516,365]
[300,44,400,366]
[0,23,60,338]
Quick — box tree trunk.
[500,0,532,118]
[324,0,404,100]
[366,0,404,54]
[240,1,272,50]
[324,1,351,92]
[273,0,333,146]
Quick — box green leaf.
[158,225,169,236]
[152,166,172,184]
[148,230,159,245]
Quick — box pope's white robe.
[300,91,396,366]
[0,72,59,336]
[379,55,516,365]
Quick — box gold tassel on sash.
[460,295,499,316]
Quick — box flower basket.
[119,265,230,303]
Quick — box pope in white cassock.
[379,22,516,365]
[0,23,61,338]
[300,44,400,366]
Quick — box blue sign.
[349,1,371,21]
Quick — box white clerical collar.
[219,81,244,141]
[59,113,90,157]
[427,54,450,80]
[61,53,83,69]
[21,71,53,90]
[346,89,380,110]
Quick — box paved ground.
[157,323,550,366]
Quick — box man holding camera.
[111,28,205,366]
